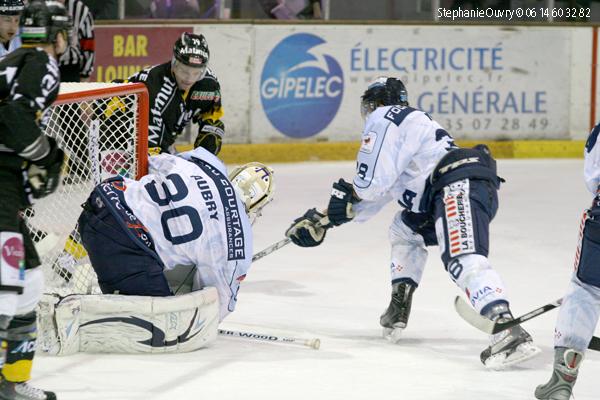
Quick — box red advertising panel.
[93,26,192,82]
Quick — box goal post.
[25,82,149,295]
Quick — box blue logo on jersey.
[260,33,344,138]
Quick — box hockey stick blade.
[454,296,562,334]
[454,296,600,352]
[589,336,600,351]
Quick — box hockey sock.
[1,312,37,382]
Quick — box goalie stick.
[218,328,320,350]
[454,296,600,351]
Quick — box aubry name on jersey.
[191,175,219,221]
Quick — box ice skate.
[380,281,416,343]
[0,378,56,400]
[480,303,541,369]
[535,347,583,400]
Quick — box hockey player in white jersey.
[286,77,540,369]
[38,146,274,355]
[78,147,273,320]
[535,123,600,399]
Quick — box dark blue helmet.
[360,77,408,119]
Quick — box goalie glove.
[27,137,65,199]
[286,208,330,247]
[195,119,225,155]
[327,178,361,226]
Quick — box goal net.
[24,82,149,296]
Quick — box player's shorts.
[0,168,40,270]
[402,178,498,268]
[576,195,600,288]
[78,191,172,296]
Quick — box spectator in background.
[259,0,322,19]
[82,0,118,20]
[150,0,201,18]
[57,0,94,82]
[0,0,23,59]
[450,0,510,10]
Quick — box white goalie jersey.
[122,147,253,320]
[352,106,454,220]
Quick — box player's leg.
[434,178,540,369]
[77,192,172,296]
[0,270,53,400]
[0,168,55,400]
[380,209,434,342]
[535,208,600,399]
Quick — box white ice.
[33,160,599,400]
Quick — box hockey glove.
[28,137,65,199]
[286,208,330,247]
[195,119,225,155]
[327,178,361,226]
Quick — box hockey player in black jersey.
[0,1,70,399]
[122,32,225,155]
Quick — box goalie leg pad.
[38,288,219,355]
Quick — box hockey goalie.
[37,144,275,355]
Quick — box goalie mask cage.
[25,82,149,296]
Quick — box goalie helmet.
[229,162,275,224]
[360,77,408,120]
[0,0,24,15]
[20,1,71,45]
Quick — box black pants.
[59,63,81,83]
[0,168,40,270]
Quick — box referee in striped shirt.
[57,0,94,82]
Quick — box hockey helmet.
[0,0,24,15]
[229,162,275,224]
[360,77,408,120]
[173,32,209,69]
[20,1,71,45]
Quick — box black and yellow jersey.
[125,61,223,153]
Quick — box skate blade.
[484,342,542,370]
[382,326,405,343]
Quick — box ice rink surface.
[33,159,599,400]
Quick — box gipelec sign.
[260,33,344,138]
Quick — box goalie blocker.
[37,287,219,355]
